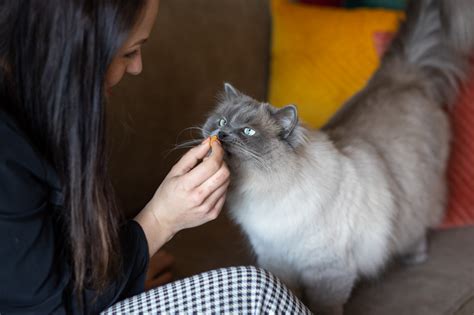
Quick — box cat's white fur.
[227,126,443,312]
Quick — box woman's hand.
[135,140,230,256]
[151,139,230,234]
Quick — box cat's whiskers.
[169,125,208,153]
[175,126,206,141]
[173,139,203,150]
[231,140,271,172]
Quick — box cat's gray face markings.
[202,83,299,169]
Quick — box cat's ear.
[274,105,298,139]
[224,82,240,99]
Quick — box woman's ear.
[273,105,298,139]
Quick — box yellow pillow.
[269,0,403,128]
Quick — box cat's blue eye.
[243,127,256,136]
[218,118,227,127]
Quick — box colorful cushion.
[345,0,406,9]
[269,0,403,127]
[442,65,474,228]
[300,0,343,6]
[300,0,406,9]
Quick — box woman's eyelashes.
[124,49,139,59]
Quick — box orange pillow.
[269,0,403,127]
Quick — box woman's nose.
[127,54,143,76]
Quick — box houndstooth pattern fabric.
[102,266,312,314]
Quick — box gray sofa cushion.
[346,227,474,315]
[165,216,474,315]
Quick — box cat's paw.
[401,238,428,265]
[401,251,428,265]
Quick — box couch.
[107,1,474,314]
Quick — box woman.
[0,0,311,314]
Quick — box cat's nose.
[218,131,229,141]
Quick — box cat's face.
[202,83,301,171]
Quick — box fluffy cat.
[202,0,474,313]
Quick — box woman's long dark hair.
[0,0,146,294]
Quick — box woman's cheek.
[106,59,127,89]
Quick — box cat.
[202,0,474,313]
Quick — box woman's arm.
[0,114,70,313]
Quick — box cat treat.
[209,135,220,147]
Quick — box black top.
[0,109,150,314]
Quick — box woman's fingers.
[190,163,229,205]
[168,140,212,177]
[144,250,175,290]
[207,193,227,221]
[200,178,229,212]
[144,271,173,290]
[146,250,175,276]
[183,142,225,189]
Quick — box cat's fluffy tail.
[441,0,474,56]
[382,0,474,105]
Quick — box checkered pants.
[102,266,312,314]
